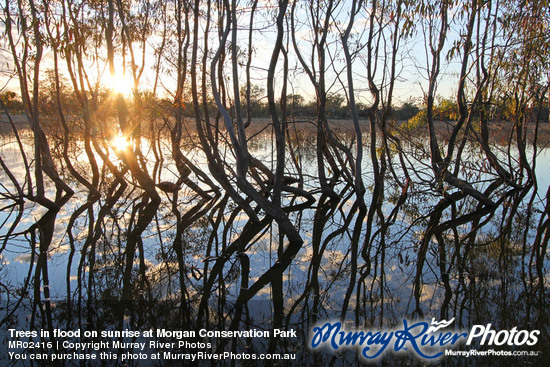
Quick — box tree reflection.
[0,0,549,365]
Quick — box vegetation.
[0,0,548,364]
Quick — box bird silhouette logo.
[426,318,455,333]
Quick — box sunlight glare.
[104,72,134,96]
[111,134,131,152]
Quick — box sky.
[0,1,470,109]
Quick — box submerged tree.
[0,0,548,364]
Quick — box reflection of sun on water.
[104,72,133,97]
[111,135,131,152]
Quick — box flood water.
[0,122,549,366]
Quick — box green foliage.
[0,91,23,111]
[38,69,80,116]
[405,109,427,130]
[433,97,458,121]
[0,91,16,105]
[240,84,268,117]
[493,1,550,124]
[394,101,420,121]
[326,93,346,118]
[286,94,306,117]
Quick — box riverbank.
[2,113,549,147]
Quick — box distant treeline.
[3,88,547,125]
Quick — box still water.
[0,126,548,365]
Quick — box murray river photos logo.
[310,318,540,360]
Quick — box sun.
[104,72,134,97]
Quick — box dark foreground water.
[0,128,549,366]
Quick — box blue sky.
[0,1,476,108]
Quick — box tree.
[433,97,458,121]
[326,93,346,118]
[394,101,420,120]
[286,93,305,116]
[1,0,549,355]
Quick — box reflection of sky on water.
[534,147,550,193]
[1,133,549,325]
